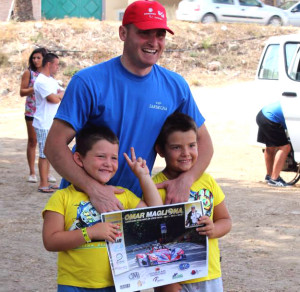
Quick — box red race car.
[136,244,186,267]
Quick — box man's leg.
[271,144,291,180]
[264,146,276,177]
[38,157,50,188]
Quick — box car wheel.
[268,16,282,26]
[202,14,217,24]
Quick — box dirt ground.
[0,82,300,292]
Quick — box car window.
[292,4,300,12]
[286,43,300,81]
[258,44,279,80]
[213,0,234,4]
[239,0,261,6]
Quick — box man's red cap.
[122,0,174,35]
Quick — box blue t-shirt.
[56,56,205,197]
[262,101,287,129]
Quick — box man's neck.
[120,55,152,76]
[41,67,51,77]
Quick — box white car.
[176,0,289,26]
[254,34,300,170]
[280,1,300,26]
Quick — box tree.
[14,0,34,21]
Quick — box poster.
[102,201,208,292]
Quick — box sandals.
[48,174,57,183]
[38,186,55,193]
[27,175,38,183]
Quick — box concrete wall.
[0,0,14,21]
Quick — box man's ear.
[73,152,84,168]
[155,144,165,158]
[119,25,127,41]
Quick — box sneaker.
[27,175,38,183]
[265,175,271,182]
[48,174,57,183]
[268,177,291,187]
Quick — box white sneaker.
[48,174,57,183]
[28,175,38,183]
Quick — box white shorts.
[180,277,223,292]
[34,127,49,159]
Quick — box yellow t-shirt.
[152,172,225,283]
[42,184,140,289]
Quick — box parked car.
[254,34,300,166]
[279,1,300,26]
[176,0,289,26]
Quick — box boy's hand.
[88,222,119,242]
[124,147,150,177]
[196,216,214,238]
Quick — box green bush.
[63,66,80,77]
[0,52,9,67]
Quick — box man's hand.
[156,173,193,205]
[88,184,124,213]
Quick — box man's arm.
[44,119,124,212]
[46,91,64,104]
[157,123,213,204]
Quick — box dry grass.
[0,19,300,103]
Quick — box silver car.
[176,0,289,26]
[280,1,300,26]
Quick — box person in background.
[42,125,162,291]
[256,101,292,187]
[33,53,64,193]
[45,0,213,213]
[153,112,231,292]
[20,47,58,183]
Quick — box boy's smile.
[77,140,119,184]
[161,130,198,179]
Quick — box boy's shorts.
[180,277,223,292]
[57,285,116,292]
[256,110,288,147]
[34,127,49,159]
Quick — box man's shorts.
[256,110,288,147]
[34,127,49,159]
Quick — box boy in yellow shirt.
[153,113,232,292]
[42,125,162,291]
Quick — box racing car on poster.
[136,244,186,267]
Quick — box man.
[45,0,213,212]
[186,206,201,227]
[256,101,291,187]
[33,53,64,193]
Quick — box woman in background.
[20,47,57,184]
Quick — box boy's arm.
[196,201,232,239]
[157,124,213,204]
[43,211,119,251]
[124,147,163,207]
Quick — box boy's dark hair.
[42,52,59,67]
[76,125,119,157]
[28,47,48,71]
[155,112,197,150]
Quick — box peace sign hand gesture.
[123,147,150,179]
